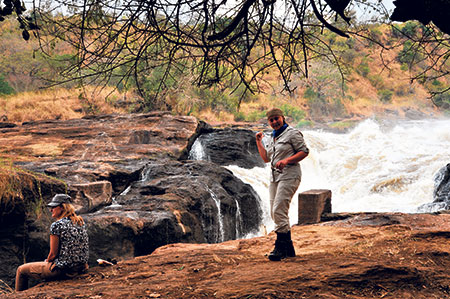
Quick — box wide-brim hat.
[47,194,71,207]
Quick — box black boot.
[268,232,289,261]
[284,230,296,258]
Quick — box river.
[225,118,450,233]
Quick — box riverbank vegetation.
[0,16,449,126]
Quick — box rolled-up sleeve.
[290,131,309,154]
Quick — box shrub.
[378,89,393,103]
[398,40,422,65]
[401,21,418,37]
[0,74,15,95]
[368,74,385,89]
[432,92,450,109]
[356,61,370,77]
[280,103,306,124]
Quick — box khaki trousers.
[15,261,62,291]
[269,178,301,233]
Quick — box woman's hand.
[275,159,288,171]
[255,132,269,163]
[255,132,263,143]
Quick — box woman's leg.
[272,178,301,233]
[15,261,61,291]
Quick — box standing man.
[255,108,309,261]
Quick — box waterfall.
[188,139,207,161]
[204,185,225,242]
[190,118,450,234]
[235,199,244,238]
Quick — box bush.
[433,92,450,109]
[0,74,15,95]
[401,21,418,37]
[398,40,422,65]
[356,61,370,77]
[368,74,385,89]
[378,89,393,103]
[280,103,306,124]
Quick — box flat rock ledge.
[2,212,449,299]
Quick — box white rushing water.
[226,118,450,233]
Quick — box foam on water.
[227,118,450,231]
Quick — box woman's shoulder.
[51,217,71,229]
[278,126,303,140]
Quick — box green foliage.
[356,60,370,77]
[398,40,422,65]
[295,120,313,128]
[401,21,419,37]
[378,89,393,103]
[303,86,317,100]
[279,103,306,124]
[400,63,409,71]
[432,91,450,109]
[368,74,385,89]
[0,74,15,95]
[235,110,265,122]
[194,87,237,113]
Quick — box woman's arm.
[46,234,59,262]
[255,132,269,163]
[275,151,308,171]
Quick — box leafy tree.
[0,74,15,95]
[22,0,388,98]
[0,0,449,107]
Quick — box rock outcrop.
[85,159,262,264]
[432,163,450,208]
[0,112,263,288]
[419,163,450,212]
[184,128,265,169]
[2,213,450,299]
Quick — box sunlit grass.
[0,155,67,215]
[0,87,132,123]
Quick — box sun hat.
[266,108,284,119]
[47,194,71,207]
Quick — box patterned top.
[50,217,89,269]
[265,126,309,182]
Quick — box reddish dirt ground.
[2,213,450,299]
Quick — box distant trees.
[0,0,448,109]
[23,0,389,104]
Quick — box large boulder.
[85,160,263,263]
[433,163,450,208]
[185,128,265,169]
[418,163,450,212]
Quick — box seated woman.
[15,194,89,291]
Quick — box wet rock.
[85,160,263,263]
[70,181,113,214]
[419,163,450,212]
[185,128,265,169]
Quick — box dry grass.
[0,156,66,215]
[0,157,31,204]
[0,87,131,123]
[0,279,13,295]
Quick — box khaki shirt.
[265,126,309,182]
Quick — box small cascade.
[188,139,207,161]
[140,164,151,181]
[205,185,225,243]
[108,185,131,209]
[234,199,244,238]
